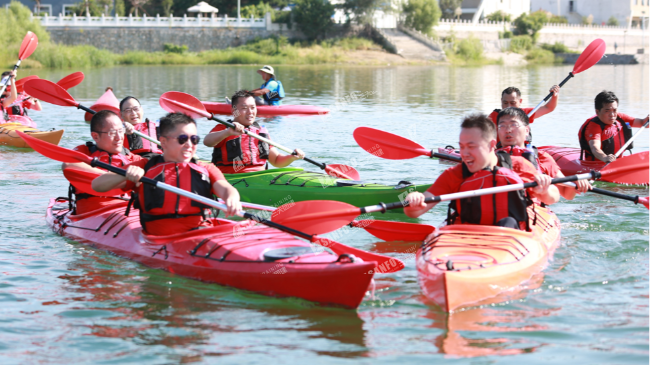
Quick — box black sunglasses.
[171,134,200,145]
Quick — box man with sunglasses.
[92,112,242,236]
[62,110,144,214]
[204,89,305,174]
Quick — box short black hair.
[159,112,195,137]
[119,96,140,111]
[501,87,521,98]
[90,110,120,133]
[595,90,619,110]
[460,113,496,140]
[231,89,255,108]
[1,71,10,77]
[497,107,529,126]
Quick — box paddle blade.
[352,219,435,242]
[638,197,649,209]
[16,130,92,164]
[573,38,606,74]
[63,168,126,197]
[271,200,361,235]
[14,75,39,94]
[353,127,431,160]
[18,31,38,60]
[56,72,85,90]
[160,91,211,119]
[325,164,361,180]
[600,151,649,185]
[311,237,404,273]
[24,79,78,108]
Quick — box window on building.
[569,1,574,12]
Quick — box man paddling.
[62,110,144,214]
[204,90,305,174]
[92,112,242,236]
[496,107,591,200]
[404,114,559,230]
[490,86,560,143]
[578,90,649,163]
[250,65,284,106]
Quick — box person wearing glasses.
[62,110,145,214]
[496,107,591,200]
[120,96,163,159]
[204,90,304,174]
[92,112,242,236]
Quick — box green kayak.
[223,168,430,207]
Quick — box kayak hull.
[46,198,375,309]
[0,123,64,148]
[224,167,429,207]
[416,205,561,312]
[203,102,329,116]
[537,146,606,175]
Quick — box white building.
[456,0,531,23]
[530,0,650,27]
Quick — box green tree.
[340,0,382,25]
[439,0,460,19]
[293,0,334,41]
[402,0,440,35]
[485,10,511,22]
[607,15,619,26]
[513,10,546,42]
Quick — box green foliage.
[498,28,513,39]
[160,0,172,16]
[293,0,334,41]
[439,0,461,19]
[539,42,572,54]
[607,16,619,26]
[340,0,383,25]
[68,0,115,16]
[485,10,511,22]
[513,10,546,42]
[548,14,567,23]
[163,43,188,54]
[525,47,558,64]
[321,37,377,50]
[241,1,273,18]
[33,44,116,68]
[445,36,485,65]
[273,10,291,25]
[402,0,440,35]
[509,34,533,53]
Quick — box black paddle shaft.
[540,72,574,102]
[88,157,318,241]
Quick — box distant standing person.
[250,65,284,106]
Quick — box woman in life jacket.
[404,113,559,235]
[120,96,163,159]
[92,112,242,236]
[62,110,145,214]
[577,90,649,163]
[496,107,591,201]
[204,90,305,174]
[0,70,18,116]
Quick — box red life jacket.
[135,155,213,227]
[496,145,540,172]
[447,152,531,231]
[4,95,26,116]
[578,116,633,161]
[124,119,162,156]
[211,121,270,171]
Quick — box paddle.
[528,38,606,118]
[56,71,85,90]
[18,131,402,273]
[0,31,38,96]
[604,119,650,167]
[271,155,649,234]
[23,79,161,147]
[14,75,39,94]
[158,91,361,181]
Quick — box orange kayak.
[0,123,64,148]
[416,205,561,312]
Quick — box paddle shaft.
[528,72,574,118]
[612,120,649,159]
[82,104,162,147]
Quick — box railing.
[436,17,643,31]
[34,13,267,28]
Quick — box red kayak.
[46,198,375,309]
[203,102,329,116]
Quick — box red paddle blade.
[160,91,211,120]
[353,127,431,160]
[573,38,606,74]
[600,151,649,185]
[16,130,91,164]
[325,164,361,180]
[63,168,125,197]
[24,79,78,108]
[18,31,38,60]
[15,75,39,94]
[272,200,361,235]
[56,72,85,90]
[638,197,649,209]
[310,237,404,273]
[352,220,435,242]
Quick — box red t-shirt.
[583,113,634,142]
[209,124,269,174]
[537,150,562,178]
[489,107,537,125]
[72,145,143,215]
[124,159,227,236]
[426,156,538,197]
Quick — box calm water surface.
[0,64,648,364]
